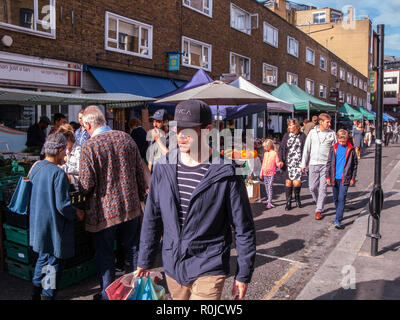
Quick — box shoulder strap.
[28,161,52,180]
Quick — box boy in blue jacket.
[136,100,256,300]
[326,129,358,229]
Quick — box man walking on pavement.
[301,113,337,220]
[136,99,256,300]
[303,115,318,136]
[78,106,147,300]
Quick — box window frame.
[353,75,358,87]
[286,72,298,86]
[182,0,212,17]
[305,78,315,96]
[181,36,212,71]
[230,3,255,35]
[347,72,353,84]
[353,95,358,106]
[105,11,153,59]
[319,83,327,99]
[305,47,315,65]
[340,67,345,80]
[262,63,278,87]
[320,55,327,71]
[331,61,337,76]
[263,21,278,48]
[230,51,251,80]
[347,93,352,104]
[287,36,299,58]
[313,11,326,24]
[0,0,56,39]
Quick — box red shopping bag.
[105,273,138,300]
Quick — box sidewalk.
[296,151,400,300]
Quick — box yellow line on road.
[263,263,299,300]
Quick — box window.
[384,91,397,98]
[287,36,299,57]
[230,4,257,35]
[320,55,327,71]
[262,63,278,86]
[306,47,315,65]
[339,91,344,102]
[331,62,337,76]
[353,96,358,106]
[313,11,326,24]
[287,72,298,85]
[106,12,153,59]
[319,84,327,99]
[364,82,367,92]
[340,67,345,80]
[347,93,352,104]
[182,0,212,17]
[359,79,363,90]
[384,77,398,84]
[230,52,250,80]
[331,11,342,22]
[353,76,358,87]
[305,78,314,95]
[358,97,363,106]
[182,36,211,71]
[0,0,56,38]
[347,72,352,84]
[263,22,278,47]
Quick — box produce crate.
[0,176,21,203]
[2,205,29,229]
[5,258,34,281]
[75,259,96,282]
[64,243,94,268]
[59,266,77,289]
[3,223,29,246]
[4,240,35,264]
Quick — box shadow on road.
[254,214,308,230]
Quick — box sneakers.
[266,203,275,209]
[334,222,344,229]
[315,211,322,220]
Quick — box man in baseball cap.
[137,99,256,301]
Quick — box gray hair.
[82,105,106,128]
[43,132,67,157]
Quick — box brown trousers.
[165,274,226,300]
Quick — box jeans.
[32,253,64,298]
[332,179,349,226]
[92,217,141,300]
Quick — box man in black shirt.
[26,116,50,148]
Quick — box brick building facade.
[0,0,369,134]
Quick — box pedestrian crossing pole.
[369,24,385,257]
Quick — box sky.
[294,0,400,57]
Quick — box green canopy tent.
[271,83,336,119]
[357,106,376,121]
[337,103,363,120]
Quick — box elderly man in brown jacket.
[78,105,147,300]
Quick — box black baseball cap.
[150,109,168,121]
[174,99,212,128]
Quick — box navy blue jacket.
[138,148,256,285]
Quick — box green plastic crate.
[4,240,33,264]
[59,267,78,289]
[3,223,29,246]
[5,258,34,281]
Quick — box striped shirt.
[177,159,210,228]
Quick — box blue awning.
[86,66,186,98]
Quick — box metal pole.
[370,24,385,257]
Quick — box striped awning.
[0,87,155,108]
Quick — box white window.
[0,0,56,38]
[230,4,258,35]
[230,52,250,80]
[340,67,345,80]
[353,96,358,106]
[182,0,212,17]
[319,84,327,99]
[306,47,315,65]
[359,79,363,90]
[105,12,153,59]
[358,97,363,106]
[331,62,337,76]
[339,91,344,102]
[364,82,367,92]
[287,36,299,57]
[313,11,326,24]
[287,72,298,85]
[320,55,327,71]
[262,63,278,86]
[182,36,211,71]
[305,78,314,95]
[347,72,352,84]
[263,22,278,47]
[347,93,352,104]
[353,76,358,87]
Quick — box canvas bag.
[7,161,50,215]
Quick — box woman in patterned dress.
[279,118,307,210]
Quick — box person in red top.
[326,129,358,229]
[259,139,283,209]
